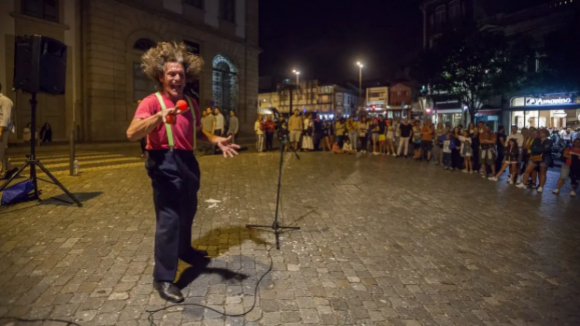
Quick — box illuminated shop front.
[430,95,465,127]
[508,93,580,130]
[365,104,412,120]
[432,109,463,127]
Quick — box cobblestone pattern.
[0,150,579,326]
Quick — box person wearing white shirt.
[0,82,17,179]
[214,108,224,136]
[342,139,356,154]
[506,125,525,184]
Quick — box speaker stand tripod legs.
[36,161,82,207]
[0,161,32,193]
[0,92,82,208]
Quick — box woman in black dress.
[40,123,52,143]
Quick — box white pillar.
[0,0,15,95]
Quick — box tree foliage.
[524,19,580,95]
[416,31,533,123]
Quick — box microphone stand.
[246,131,300,250]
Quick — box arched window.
[133,38,156,52]
[133,38,157,102]
[212,55,238,112]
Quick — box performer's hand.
[158,106,183,125]
[214,136,240,158]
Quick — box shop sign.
[525,97,572,106]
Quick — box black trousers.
[140,137,147,153]
[265,132,274,151]
[146,149,200,282]
[359,136,367,151]
[314,133,322,151]
[472,140,480,171]
[495,150,505,172]
[452,149,462,169]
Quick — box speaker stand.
[0,93,82,207]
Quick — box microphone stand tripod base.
[246,222,300,250]
[246,134,300,250]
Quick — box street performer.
[126,42,239,303]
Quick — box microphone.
[176,100,188,112]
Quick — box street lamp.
[356,62,364,109]
[292,69,300,86]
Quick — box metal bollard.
[73,159,80,176]
[69,130,76,176]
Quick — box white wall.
[204,0,219,28]
[0,0,15,94]
[236,0,246,38]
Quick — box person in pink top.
[126,42,239,303]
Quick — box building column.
[0,1,15,141]
[63,0,78,140]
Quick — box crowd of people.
[255,110,580,197]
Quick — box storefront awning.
[476,109,502,115]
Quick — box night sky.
[258,0,424,84]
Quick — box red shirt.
[264,120,276,133]
[565,147,580,166]
[134,93,201,151]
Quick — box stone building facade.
[258,80,359,119]
[0,0,259,142]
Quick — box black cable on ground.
[145,244,275,326]
[0,316,81,325]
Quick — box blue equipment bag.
[1,179,34,206]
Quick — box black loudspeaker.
[13,35,67,95]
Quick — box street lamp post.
[292,69,300,86]
[356,62,364,110]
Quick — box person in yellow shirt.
[346,117,358,151]
[334,118,346,148]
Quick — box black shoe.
[180,249,211,267]
[153,281,184,303]
[193,248,209,257]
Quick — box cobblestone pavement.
[9,148,145,176]
[0,150,579,326]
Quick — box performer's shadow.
[176,227,273,290]
[191,226,270,258]
[175,261,249,290]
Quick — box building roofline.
[420,0,447,10]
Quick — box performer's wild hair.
[140,41,204,88]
